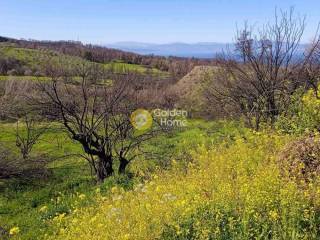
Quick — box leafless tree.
[204,8,320,129]
[15,115,47,160]
[0,140,51,180]
[37,60,158,181]
[302,36,320,97]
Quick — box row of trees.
[4,37,214,78]
[204,9,320,129]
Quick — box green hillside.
[0,43,165,78]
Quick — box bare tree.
[205,8,319,129]
[302,37,320,97]
[0,140,51,180]
[15,115,47,160]
[38,60,157,181]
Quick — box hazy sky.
[1,0,320,44]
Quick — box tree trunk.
[255,112,260,131]
[118,157,129,174]
[22,151,28,160]
[96,153,113,182]
[268,94,278,127]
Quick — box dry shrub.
[171,66,223,118]
[134,86,179,109]
[0,143,52,180]
[0,79,39,120]
[279,134,320,180]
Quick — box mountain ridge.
[106,42,231,58]
[106,41,309,59]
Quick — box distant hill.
[0,36,216,78]
[107,41,309,59]
[106,42,230,58]
[0,42,165,77]
[170,65,217,116]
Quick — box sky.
[0,0,320,44]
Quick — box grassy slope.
[50,128,320,240]
[0,120,242,239]
[171,66,217,115]
[0,43,82,71]
[0,43,170,239]
[0,124,86,238]
[0,43,166,78]
[2,119,320,240]
[0,76,49,81]
[2,43,319,239]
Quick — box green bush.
[276,88,320,134]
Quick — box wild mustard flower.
[53,213,66,222]
[39,205,48,213]
[49,130,320,240]
[79,194,86,200]
[269,210,279,221]
[9,226,20,235]
[111,186,118,194]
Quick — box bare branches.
[205,8,320,129]
[39,60,159,181]
[0,140,52,180]
[15,115,47,160]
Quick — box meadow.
[46,127,320,240]
[0,120,242,239]
[2,116,320,239]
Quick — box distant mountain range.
[105,42,231,58]
[106,42,309,59]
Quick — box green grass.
[0,44,167,77]
[104,61,165,75]
[0,76,49,81]
[0,123,111,239]
[0,123,84,238]
[0,120,245,239]
[0,44,83,71]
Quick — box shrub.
[276,87,320,134]
[278,134,320,181]
[0,142,52,180]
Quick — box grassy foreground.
[50,129,320,240]
[51,128,320,240]
[0,120,239,239]
[2,120,320,239]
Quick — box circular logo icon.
[130,109,153,131]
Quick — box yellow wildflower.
[111,187,118,194]
[269,210,279,221]
[39,205,48,213]
[9,226,20,235]
[79,194,86,200]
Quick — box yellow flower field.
[51,131,320,240]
